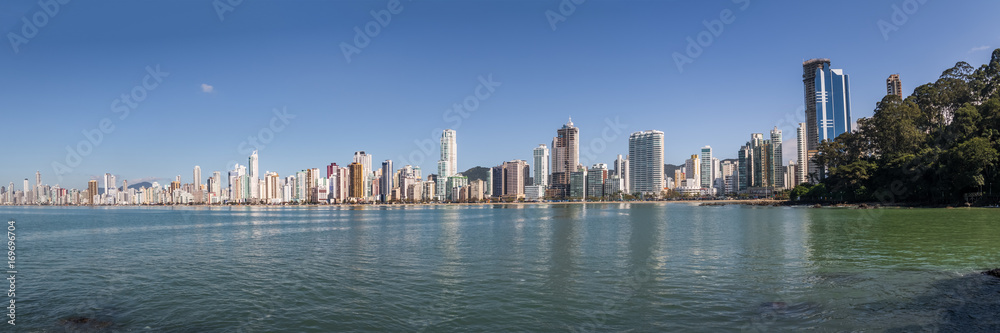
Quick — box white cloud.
[969,45,991,53]
[201,83,214,93]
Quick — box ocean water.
[5,203,1000,332]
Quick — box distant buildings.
[587,163,608,198]
[736,128,785,194]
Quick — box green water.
[5,204,999,332]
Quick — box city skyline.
[2,1,999,188]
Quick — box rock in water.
[59,317,113,330]
[983,268,1000,278]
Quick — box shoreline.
[3,199,994,209]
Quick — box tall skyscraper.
[437,129,457,200]
[738,146,750,192]
[685,155,700,187]
[613,154,629,194]
[349,162,364,200]
[796,123,808,186]
[380,160,393,203]
[193,165,202,190]
[248,150,259,200]
[103,173,115,198]
[353,151,373,199]
[503,160,528,199]
[803,58,830,153]
[34,171,41,204]
[816,66,852,143]
[628,130,665,195]
[212,171,222,198]
[87,180,98,205]
[770,127,784,189]
[533,144,549,187]
[887,74,902,98]
[700,146,713,189]
[551,118,579,197]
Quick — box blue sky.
[1,0,999,189]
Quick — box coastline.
[4,199,995,209]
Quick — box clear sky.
[2,0,999,189]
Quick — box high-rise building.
[212,171,222,198]
[87,180,98,205]
[816,66,852,143]
[804,60,851,181]
[551,118,579,197]
[628,130,665,195]
[103,173,114,197]
[613,154,629,194]
[437,129,457,200]
[569,166,587,199]
[587,163,608,198]
[193,165,201,191]
[685,155,700,188]
[738,132,783,193]
[770,127,784,189]
[502,160,528,199]
[248,150,259,200]
[803,58,830,154]
[380,160,393,203]
[721,160,737,195]
[491,165,505,198]
[796,123,808,186]
[887,74,902,98]
[533,144,549,187]
[349,162,364,200]
[700,146,713,189]
[353,151,373,199]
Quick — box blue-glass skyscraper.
[815,66,852,142]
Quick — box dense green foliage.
[801,49,1000,204]
[462,166,491,183]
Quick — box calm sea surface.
[5,204,1000,332]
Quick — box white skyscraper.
[248,150,259,200]
[104,173,115,196]
[533,144,549,187]
[437,129,457,200]
[628,130,665,195]
[796,122,808,186]
[194,165,202,190]
[614,154,629,194]
[212,171,222,198]
[700,146,713,189]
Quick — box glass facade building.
[815,66,852,143]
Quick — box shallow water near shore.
[6,204,1000,331]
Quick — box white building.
[628,130,665,195]
[437,129,457,200]
[533,144,549,187]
